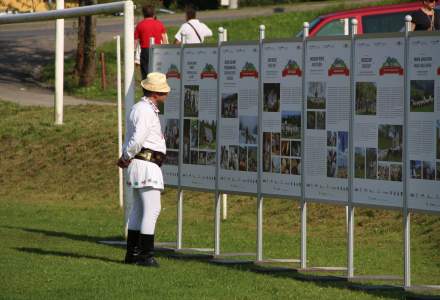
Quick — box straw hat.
[141,72,170,93]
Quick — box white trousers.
[127,187,161,235]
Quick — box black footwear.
[124,230,140,264]
[136,256,159,267]
[136,234,159,267]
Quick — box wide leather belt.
[134,148,166,167]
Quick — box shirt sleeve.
[175,24,184,42]
[123,106,152,159]
[202,23,213,38]
[134,23,139,40]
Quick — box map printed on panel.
[407,35,440,212]
[152,46,181,186]
[261,41,303,197]
[181,46,218,190]
[218,44,259,193]
[304,38,351,203]
[353,37,404,208]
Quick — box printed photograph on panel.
[437,162,440,181]
[327,131,337,147]
[198,151,206,165]
[281,140,290,156]
[220,146,229,170]
[239,146,248,171]
[337,131,348,178]
[206,151,216,166]
[390,164,402,181]
[378,162,390,180]
[410,160,422,179]
[190,119,199,148]
[165,150,178,166]
[263,132,272,172]
[248,146,258,172]
[281,157,290,174]
[184,85,199,117]
[422,161,435,180]
[307,81,326,109]
[281,111,301,139]
[307,111,316,129]
[356,82,377,115]
[272,133,281,155]
[327,149,337,178]
[239,116,258,145]
[378,125,402,162]
[366,148,378,179]
[199,120,216,150]
[190,150,198,165]
[437,120,440,159]
[355,147,366,179]
[165,119,179,150]
[229,145,239,170]
[410,80,434,112]
[291,140,301,157]
[316,111,326,130]
[221,92,238,118]
[291,158,301,175]
[272,156,281,173]
[183,119,191,164]
[264,83,280,112]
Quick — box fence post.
[347,18,358,280]
[300,21,309,270]
[215,27,225,256]
[403,14,412,289]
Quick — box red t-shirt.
[134,18,166,49]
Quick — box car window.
[362,11,416,34]
[296,17,322,38]
[316,18,346,36]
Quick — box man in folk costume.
[117,72,170,267]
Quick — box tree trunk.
[76,0,97,87]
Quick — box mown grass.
[41,0,414,101]
[0,100,439,299]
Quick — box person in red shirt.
[135,5,168,80]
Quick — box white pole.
[54,0,64,125]
[347,18,358,279]
[403,14,412,289]
[115,35,123,208]
[256,24,265,262]
[221,28,228,222]
[222,194,228,220]
[215,27,224,256]
[177,33,186,250]
[300,21,309,270]
[228,0,238,9]
[123,0,135,236]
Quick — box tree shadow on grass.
[15,247,122,264]
[4,226,121,243]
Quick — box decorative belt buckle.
[146,152,152,160]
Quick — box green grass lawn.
[0,100,439,299]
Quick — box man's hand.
[117,156,131,169]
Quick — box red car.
[297,2,437,37]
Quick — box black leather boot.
[136,234,159,267]
[124,230,140,264]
